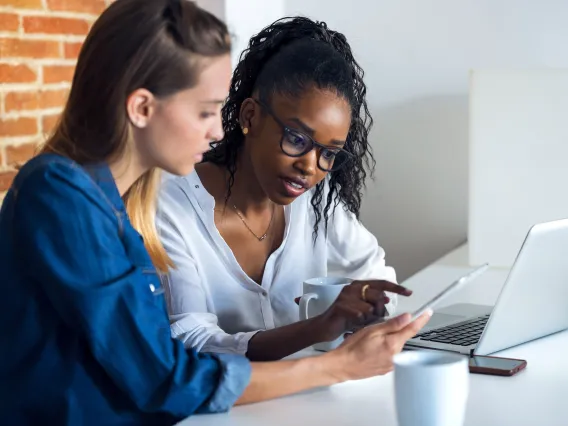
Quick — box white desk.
[180,245,568,426]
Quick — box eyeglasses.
[253,99,354,172]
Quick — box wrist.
[309,313,342,343]
[304,315,330,343]
[315,350,349,385]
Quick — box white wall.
[224,0,285,68]
[469,70,568,267]
[286,0,568,280]
[194,0,224,19]
[195,0,285,68]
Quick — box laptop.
[406,218,568,355]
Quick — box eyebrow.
[289,117,346,147]
[200,99,225,105]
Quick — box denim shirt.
[0,154,251,425]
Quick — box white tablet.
[409,263,490,321]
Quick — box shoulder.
[15,154,94,194]
[13,154,115,218]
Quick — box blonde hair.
[37,0,230,272]
[123,168,174,272]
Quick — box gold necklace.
[232,203,275,241]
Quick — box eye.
[285,129,309,147]
[200,112,216,119]
[321,149,337,161]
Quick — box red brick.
[47,0,106,14]
[42,113,60,133]
[23,16,90,36]
[5,89,69,112]
[0,117,38,137]
[1,0,43,9]
[0,13,20,32]
[0,171,17,192]
[63,41,82,59]
[39,89,68,109]
[6,143,37,166]
[43,64,75,84]
[0,64,37,84]
[4,91,38,111]
[0,38,60,59]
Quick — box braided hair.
[205,16,375,237]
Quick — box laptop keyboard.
[413,314,490,346]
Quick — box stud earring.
[242,127,249,135]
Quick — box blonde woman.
[0,0,431,424]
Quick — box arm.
[238,355,340,404]
[239,311,433,404]
[245,318,328,361]
[14,162,250,416]
[327,205,398,315]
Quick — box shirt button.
[262,291,268,296]
[195,185,200,188]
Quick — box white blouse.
[156,172,397,355]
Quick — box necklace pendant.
[259,234,267,241]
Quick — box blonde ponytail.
[124,167,174,273]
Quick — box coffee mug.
[299,276,353,351]
[394,350,469,426]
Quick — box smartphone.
[410,263,490,321]
[469,355,527,376]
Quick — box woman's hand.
[326,311,432,381]
[311,280,412,342]
[236,311,431,406]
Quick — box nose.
[293,148,317,177]
[207,116,224,143]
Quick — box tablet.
[409,263,490,321]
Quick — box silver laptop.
[406,218,568,355]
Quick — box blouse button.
[195,185,200,188]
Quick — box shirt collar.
[83,163,126,214]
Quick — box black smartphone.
[469,355,527,376]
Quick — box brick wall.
[0,0,112,200]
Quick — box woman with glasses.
[156,17,411,361]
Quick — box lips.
[280,176,309,198]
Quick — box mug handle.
[299,292,318,321]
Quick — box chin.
[272,196,294,206]
[268,190,297,206]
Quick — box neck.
[108,150,148,196]
[228,153,273,216]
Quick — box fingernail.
[425,309,433,317]
[384,296,390,303]
[294,297,300,304]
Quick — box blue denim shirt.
[0,154,251,425]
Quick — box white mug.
[299,276,353,351]
[394,351,469,426]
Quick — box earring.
[242,127,249,135]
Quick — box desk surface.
[180,245,568,426]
